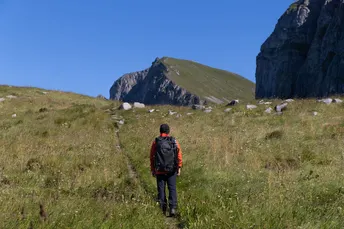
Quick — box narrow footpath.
[110,111,183,229]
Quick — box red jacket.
[150,133,183,174]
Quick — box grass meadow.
[1,85,344,228]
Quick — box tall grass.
[119,100,344,228]
[0,86,164,228]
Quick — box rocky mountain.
[110,57,254,106]
[256,0,344,99]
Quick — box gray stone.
[204,109,212,113]
[313,111,318,116]
[264,102,272,105]
[119,102,132,110]
[42,92,48,95]
[334,98,343,103]
[133,102,145,108]
[97,95,107,100]
[192,104,205,110]
[275,103,288,112]
[186,113,193,115]
[265,107,273,114]
[285,99,294,103]
[176,114,182,118]
[6,95,17,99]
[227,100,239,106]
[148,109,155,113]
[318,98,333,105]
[12,114,17,118]
[246,105,257,110]
[0,98,5,102]
[117,120,125,125]
[169,110,177,115]
[256,1,344,99]
[224,108,232,113]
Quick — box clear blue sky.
[0,0,291,98]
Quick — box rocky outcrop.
[110,58,204,106]
[256,0,344,99]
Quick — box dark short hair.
[160,124,170,134]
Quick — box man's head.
[160,124,170,134]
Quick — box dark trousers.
[156,172,177,209]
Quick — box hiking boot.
[169,208,177,217]
[160,205,167,215]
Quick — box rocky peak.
[256,0,344,99]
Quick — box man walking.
[150,124,183,217]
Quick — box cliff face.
[256,0,344,99]
[109,58,203,106]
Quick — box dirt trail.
[111,114,182,229]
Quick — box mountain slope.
[2,85,344,228]
[110,57,254,105]
[256,0,344,99]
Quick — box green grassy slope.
[3,85,344,228]
[118,99,344,228]
[0,86,165,228]
[162,57,255,102]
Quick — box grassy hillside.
[0,86,165,228]
[162,57,255,103]
[2,85,344,228]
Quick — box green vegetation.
[161,57,255,103]
[287,3,299,14]
[0,86,164,228]
[119,99,344,228]
[2,85,344,228]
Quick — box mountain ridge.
[110,57,255,105]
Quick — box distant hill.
[110,57,255,105]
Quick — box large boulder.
[119,102,132,110]
[133,102,145,108]
[275,103,288,112]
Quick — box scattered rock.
[148,109,155,113]
[192,104,205,110]
[258,100,265,105]
[285,99,294,103]
[169,110,177,115]
[227,100,239,106]
[6,95,17,99]
[119,102,132,110]
[12,114,17,118]
[334,98,343,103]
[313,112,318,116]
[176,114,182,118]
[0,98,5,102]
[264,102,272,105]
[133,102,145,108]
[224,108,232,113]
[275,103,288,113]
[246,105,257,110]
[318,98,333,105]
[42,92,48,95]
[117,120,125,125]
[204,109,212,113]
[265,107,273,114]
[186,113,193,115]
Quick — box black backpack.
[154,136,178,173]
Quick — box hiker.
[150,124,183,217]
